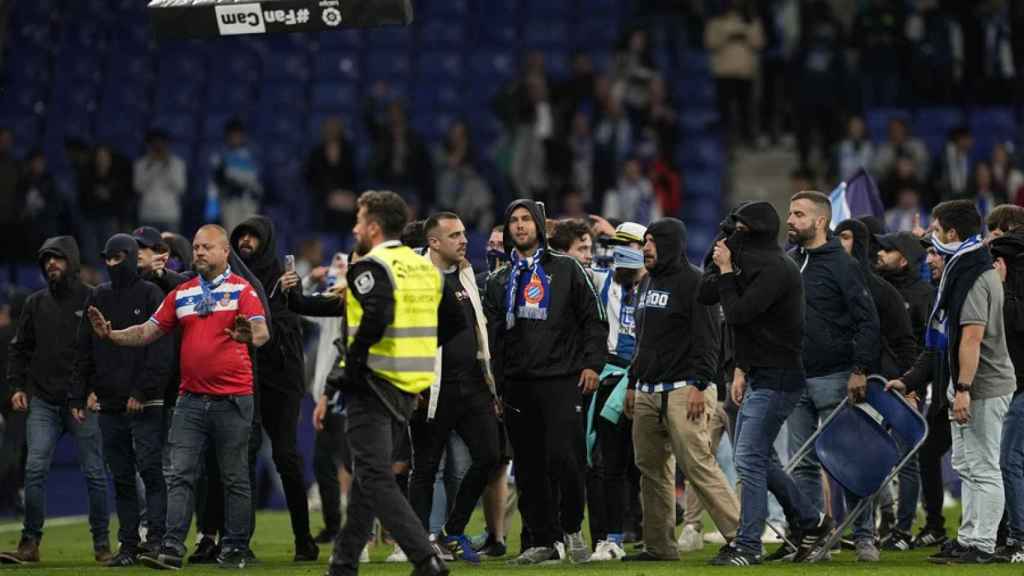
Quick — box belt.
[184,392,237,402]
[636,380,695,394]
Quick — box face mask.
[107,259,138,289]
[612,246,644,270]
[487,248,506,272]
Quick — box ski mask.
[487,248,507,272]
[102,233,140,290]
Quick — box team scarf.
[505,249,551,328]
[924,233,984,352]
[195,266,232,317]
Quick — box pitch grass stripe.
[0,515,86,533]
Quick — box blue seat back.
[864,376,928,449]
[815,405,900,498]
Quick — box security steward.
[317,190,459,576]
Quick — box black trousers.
[330,388,433,575]
[586,381,633,543]
[506,376,586,547]
[314,411,350,534]
[920,404,953,531]
[99,407,167,548]
[259,386,312,544]
[409,381,501,536]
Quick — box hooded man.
[836,220,922,550]
[785,191,882,563]
[621,218,739,562]
[894,200,1016,564]
[483,199,608,566]
[0,237,111,564]
[70,234,173,566]
[230,215,318,562]
[700,202,830,566]
[585,222,646,561]
[876,232,935,352]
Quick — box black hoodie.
[7,236,94,405]
[789,233,880,379]
[483,199,608,387]
[699,202,805,386]
[71,234,172,411]
[878,263,936,353]
[990,232,1024,390]
[629,218,718,390]
[230,215,305,394]
[835,219,917,378]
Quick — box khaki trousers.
[683,403,730,527]
[633,386,740,558]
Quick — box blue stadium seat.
[152,113,198,144]
[574,18,619,49]
[541,50,570,78]
[16,265,46,291]
[205,81,255,113]
[314,51,361,82]
[0,83,46,115]
[155,79,203,114]
[2,47,51,85]
[865,108,911,143]
[913,107,965,155]
[412,112,456,144]
[416,51,464,82]
[317,29,364,50]
[675,77,716,108]
[681,52,711,76]
[159,51,208,82]
[105,50,155,84]
[679,137,724,170]
[367,26,413,49]
[412,83,462,115]
[685,170,722,202]
[257,82,308,114]
[365,51,412,83]
[684,197,721,225]
[527,0,573,15]
[418,0,469,18]
[59,19,107,52]
[208,49,262,85]
[262,52,312,83]
[970,107,1020,157]
[417,19,465,48]
[311,82,359,112]
[469,50,517,85]
[524,21,569,48]
[0,115,41,152]
[308,112,359,143]
[203,111,254,142]
[680,108,720,133]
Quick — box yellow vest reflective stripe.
[346,244,442,394]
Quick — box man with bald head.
[87,224,270,570]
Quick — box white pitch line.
[0,516,86,534]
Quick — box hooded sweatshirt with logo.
[834,219,917,378]
[71,234,173,411]
[483,199,608,387]
[789,233,880,379]
[699,202,805,388]
[231,215,304,394]
[7,236,94,405]
[628,218,718,390]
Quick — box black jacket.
[71,235,172,411]
[700,202,805,388]
[879,265,936,353]
[231,215,305,394]
[990,233,1024,390]
[835,219,917,378]
[790,236,880,378]
[484,199,608,388]
[629,219,718,390]
[7,237,93,405]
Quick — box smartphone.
[536,201,547,220]
[284,254,296,272]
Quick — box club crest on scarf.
[505,249,551,328]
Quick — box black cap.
[132,226,163,250]
[876,232,926,264]
[101,233,138,259]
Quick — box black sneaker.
[928,540,967,564]
[476,536,507,558]
[107,546,141,567]
[880,530,914,552]
[139,547,184,571]
[792,517,834,563]
[217,547,250,569]
[622,550,670,562]
[762,541,797,563]
[995,542,1024,563]
[953,547,997,564]
[313,529,338,545]
[914,527,949,548]
[189,537,220,565]
[709,543,761,566]
[295,538,320,562]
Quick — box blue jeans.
[788,371,874,541]
[1001,392,1024,543]
[98,407,167,548]
[163,393,254,555]
[23,396,109,548]
[428,433,471,535]
[733,369,819,555]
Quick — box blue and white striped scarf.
[505,249,551,328]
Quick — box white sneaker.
[590,540,626,561]
[359,546,370,563]
[385,546,407,563]
[704,531,728,545]
[762,528,783,544]
[564,532,591,564]
[678,524,704,553]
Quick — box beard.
[787,225,816,246]
[355,237,371,257]
[613,267,640,287]
[46,269,65,290]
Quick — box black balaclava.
[103,233,140,290]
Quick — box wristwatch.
[955,382,972,393]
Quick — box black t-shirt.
[441,270,484,385]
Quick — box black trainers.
[995,542,1024,563]
[106,546,142,567]
[622,550,670,562]
[313,529,338,545]
[709,543,761,566]
[295,538,320,562]
[880,529,914,552]
[217,547,250,569]
[914,527,949,548]
[139,547,184,571]
[792,517,833,563]
[475,533,507,558]
[762,541,796,562]
[189,537,220,565]
[953,547,998,564]
[928,540,967,564]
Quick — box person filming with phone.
[230,216,320,562]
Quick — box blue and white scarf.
[505,249,551,328]
[195,266,232,317]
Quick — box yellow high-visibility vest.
[346,243,442,394]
